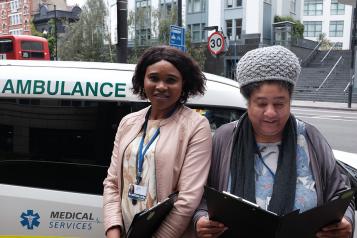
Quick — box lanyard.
[135,105,178,185]
[256,148,276,179]
[136,121,160,185]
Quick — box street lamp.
[338,0,356,107]
[53,4,57,61]
[46,4,57,60]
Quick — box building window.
[331,0,345,15]
[188,0,192,12]
[9,29,22,35]
[1,10,6,19]
[226,0,241,8]
[187,0,205,13]
[135,28,151,46]
[303,21,322,37]
[136,0,150,8]
[226,59,239,79]
[10,14,21,26]
[192,24,200,41]
[23,5,29,15]
[188,23,206,42]
[202,0,206,11]
[193,23,203,42]
[264,0,272,3]
[160,1,175,17]
[10,0,19,13]
[333,42,343,49]
[226,19,232,38]
[304,0,323,16]
[235,19,242,39]
[329,21,344,37]
[201,23,206,41]
[193,0,200,12]
[290,0,296,14]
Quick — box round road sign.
[207,31,225,55]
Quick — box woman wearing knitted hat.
[193,45,354,238]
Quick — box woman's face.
[144,60,183,118]
[247,83,291,143]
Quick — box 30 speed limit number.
[207,32,225,55]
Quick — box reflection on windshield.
[193,107,244,132]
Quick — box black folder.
[126,191,178,238]
[205,186,355,238]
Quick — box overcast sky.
[67,0,86,6]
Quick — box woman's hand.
[106,226,121,238]
[196,216,227,238]
[316,217,352,238]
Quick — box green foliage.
[128,5,206,69]
[31,19,56,59]
[154,6,178,44]
[318,33,333,50]
[185,31,206,70]
[30,20,43,37]
[58,0,115,62]
[46,19,57,59]
[274,15,304,38]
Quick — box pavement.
[292,100,357,111]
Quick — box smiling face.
[247,83,291,143]
[144,60,183,119]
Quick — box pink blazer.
[103,105,212,237]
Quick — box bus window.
[0,38,13,59]
[21,40,45,59]
[0,35,50,60]
[0,39,13,53]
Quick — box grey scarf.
[230,113,297,215]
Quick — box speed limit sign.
[207,31,225,55]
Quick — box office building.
[302,0,352,50]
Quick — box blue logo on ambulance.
[20,210,40,230]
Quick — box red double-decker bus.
[0,35,50,60]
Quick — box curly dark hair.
[132,45,206,104]
[240,80,294,101]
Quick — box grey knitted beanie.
[236,45,301,87]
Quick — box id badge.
[128,184,147,201]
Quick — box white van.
[0,60,246,237]
[1,60,356,238]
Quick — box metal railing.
[344,75,354,93]
[320,42,337,63]
[301,41,321,67]
[316,56,343,92]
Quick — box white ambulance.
[0,60,356,238]
[0,60,246,237]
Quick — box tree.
[318,33,333,50]
[58,0,115,62]
[127,8,147,64]
[31,20,56,59]
[128,5,206,69]
[185,31,206,70]
[153,6,177,44]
